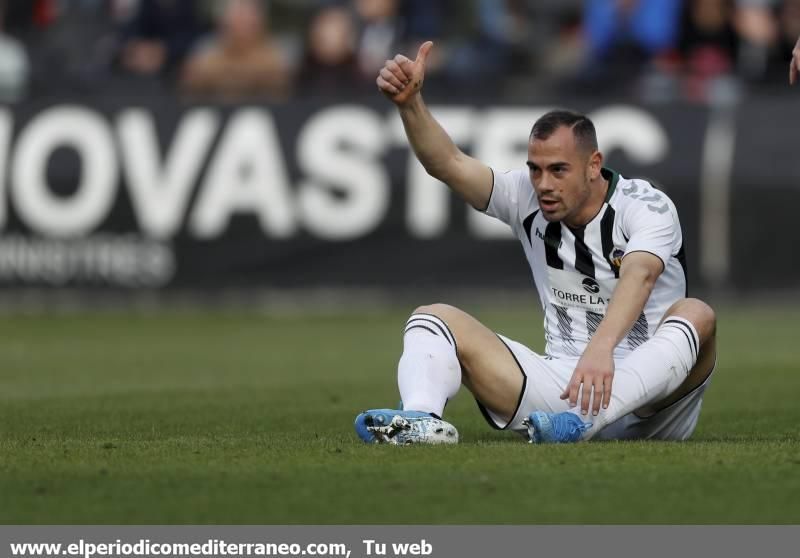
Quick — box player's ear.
[588,150,603,180]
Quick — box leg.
[354,303,529,444]
[635,298,716,417]
[401,303,524,423]
[584,297,716,438]
[528,298,717,443]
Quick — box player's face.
[527,127,599,227]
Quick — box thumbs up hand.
[376,41,434,105]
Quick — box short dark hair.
[530,110,598,154]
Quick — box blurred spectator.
[679,0,738,67]
[401,0,445,46]
[181,0,291,101]
[528,0,585,82]
[446,0,528,85]
[0,0,28,101]
[118,0,206,78]
[353,0,402,78]
[297,5,361,96]
[21,0,124,96]
[734,0,778,78]
[2,0,798,102]
[582,0,683,83]
[678,0,739,99]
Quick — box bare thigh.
[414,304,524,422]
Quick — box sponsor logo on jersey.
[547,269,616,314]
[550,287,610,308]
[582,277,600,294]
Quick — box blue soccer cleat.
[354,409,459,445]
[523,411,591,444]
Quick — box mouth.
[539,198,560,211]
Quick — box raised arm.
[791,35,800,85]
[377,42,493,210]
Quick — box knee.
[412,303,462,322]
[666,298,716,343]
[410,303,468,358]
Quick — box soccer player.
[354,42,717,445]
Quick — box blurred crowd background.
[0,0,796,105]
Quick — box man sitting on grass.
[355,42,717,445]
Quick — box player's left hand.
[561,345,614,416]
[791,35,800,85]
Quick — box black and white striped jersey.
[485,167,687,360]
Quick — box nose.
[535,177,555,195]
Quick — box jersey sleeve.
[483,168,528,228]
[622,191,682,269]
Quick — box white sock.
[581,316,700,439]
[397,313,462,417]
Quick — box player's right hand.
[562,344,615,417]
[377,41,433,105]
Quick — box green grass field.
[0,302,798,524]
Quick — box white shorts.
[476,334,711,442]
